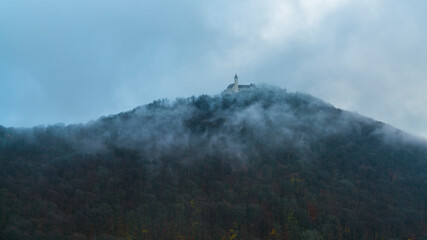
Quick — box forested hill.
[1,86,426,240]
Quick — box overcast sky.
[0,0,426,137]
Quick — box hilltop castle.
[225,74,255,94]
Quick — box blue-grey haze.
[0,0,426,137]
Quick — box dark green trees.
[0,88,426,239]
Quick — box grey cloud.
[245,1,427,137]
[0,0,426,139]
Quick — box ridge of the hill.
[0,86,426,239]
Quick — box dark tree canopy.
[0,87,426,240]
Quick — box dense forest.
[0,86,426,240]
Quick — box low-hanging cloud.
[1,87,426,186]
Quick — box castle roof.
[226,84,255,89]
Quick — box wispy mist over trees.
[0,87,426,239]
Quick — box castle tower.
[233,73,239,92]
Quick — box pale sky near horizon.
[1,0,427,138]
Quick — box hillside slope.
[1,87,426,240]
